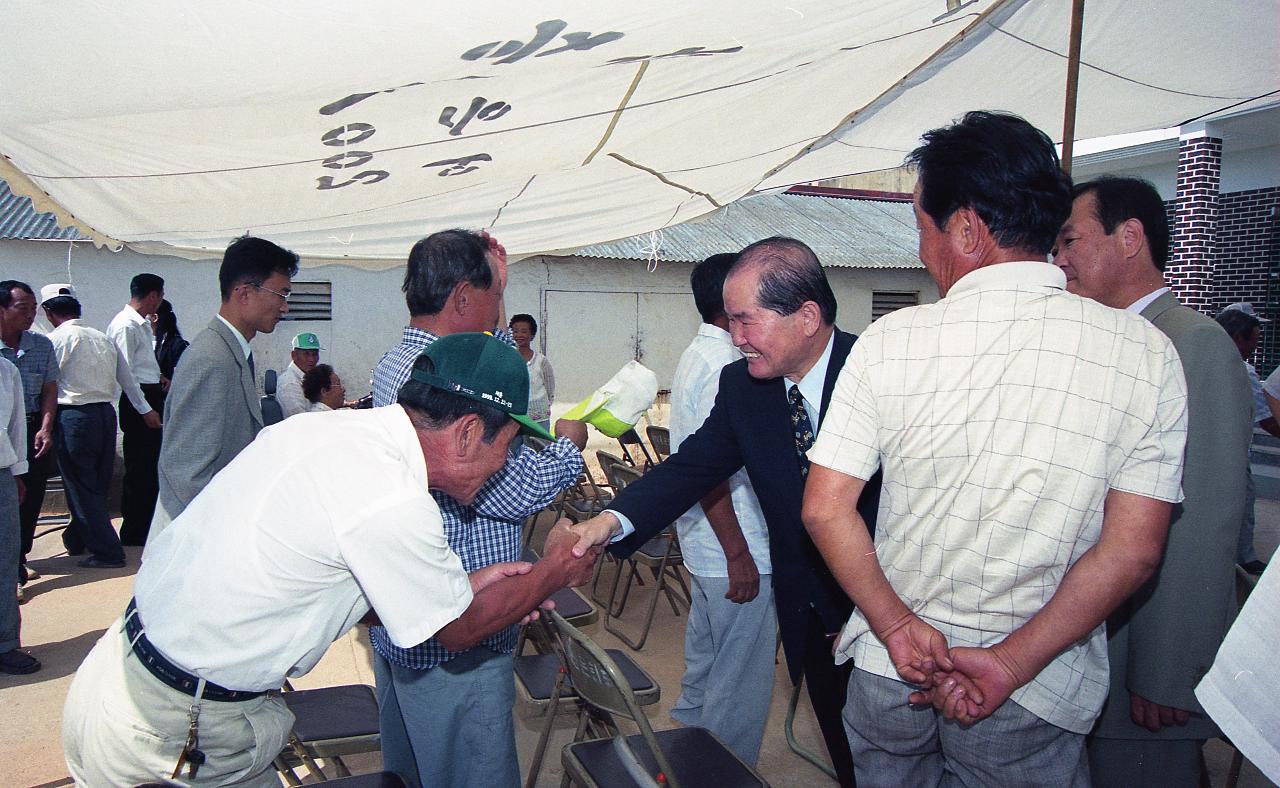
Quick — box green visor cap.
[411,332,553,440]
[292,332,322,350]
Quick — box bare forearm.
[803,466,910,635]
[436,562,563,651]
[701,482,749,561]
[39,383,57,428]
[995,494,1171,686]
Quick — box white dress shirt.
[278,361,308,418]
[785,331,835,426]
[809,261,1188,734]
[215,314,252,359]
[0,357,28,475]
[47,320,151,413]
[107,305,162,385]
[308,401,332,413]
[669,323,771,576]
[135,406,472,690]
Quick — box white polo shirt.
[278,361,308,418]
[47,320,151,412]
[809,261,1188,734]
[134,406,472,691]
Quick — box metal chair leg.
[785,677,837,779]
[524,667,569,788]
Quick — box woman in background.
[152,300,189,385]
[509,313,554,432]
[302,364,346,412]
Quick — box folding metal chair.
[313,773,407,788]
[616,428,656,470]
[274,682,382,784]
[514,616,659,788]
[784,676,837,779]
[644,426,670,463]
[600,464,689,650]
[550,610,766,788]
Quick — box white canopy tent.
[1,0,1275,265]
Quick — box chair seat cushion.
[566,726,764,787]
[515,651,655,702]
[282,684,380,741]
[314,772,407,788]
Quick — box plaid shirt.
[368,326,583,669]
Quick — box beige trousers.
[62,621,293,786]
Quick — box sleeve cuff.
[606,509,634,542]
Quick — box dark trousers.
[799,608,857,788]
[118,386,164,545]
[55,403,124,564]
[17,412,56,568]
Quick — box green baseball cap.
[411,333,553,440]
[292,332,322,350]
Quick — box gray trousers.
[1,472,21,652]
[843,667,1090,788]
[373,647,519,788]
[1088,736,1203,788]
[670,572,776,765]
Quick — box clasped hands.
[878,612,1025,726]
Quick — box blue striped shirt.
[368,326,583,669]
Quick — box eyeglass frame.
[242,281,291,302]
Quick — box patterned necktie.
[789,384,815,478]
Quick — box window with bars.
[282,281,332,321]
[871,290,918,321]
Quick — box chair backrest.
[645,426,671,461]
[595,450,627,490]
[547,610,680,788]
[261,369,284,426]
[616,428,656,469]
[524,435,552,453]
[609,464,643,492]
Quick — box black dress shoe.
[77,556,126,569]
[1240,560,1268,576]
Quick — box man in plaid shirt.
[369,229,586,787]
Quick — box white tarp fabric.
[0,1,1276,264]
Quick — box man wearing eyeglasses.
[147,235,299,550]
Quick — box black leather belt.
[124,598,263,703]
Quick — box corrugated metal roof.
[0,180,83,240]
[571,192,921,268]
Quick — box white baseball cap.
[40,283,76,304]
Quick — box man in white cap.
[1215,302,1275,574]
[278,331,322,419]
[41,286,159,569]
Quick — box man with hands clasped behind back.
[797,112,1189,786]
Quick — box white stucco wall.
[2,239,935,407]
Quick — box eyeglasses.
[249,283,291,302]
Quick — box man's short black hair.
[397,352,509,442]
[690,253,738,324]
[218,235,300,301]
[1217,309,1261,341]
[404,230,493,317]
[302,363,336,403]
[732,237,837,325]
[1072,177,1171,271]
[0,280,34,308]
[130,273,165,299]
[906,111,1072,255]
[510,313,538,337]
[43,296,81,319]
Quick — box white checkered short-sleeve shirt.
[809,261,1188,734]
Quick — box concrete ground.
[2,453,1277,787]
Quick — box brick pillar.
[1166,131,1222,315]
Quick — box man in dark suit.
[569,236,879,787]
[1054,176,1253,787]
[147,236,299,550]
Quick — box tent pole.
[1061,0,1086,175]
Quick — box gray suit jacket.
[148,318,263,545]
[1094,291,1253,741]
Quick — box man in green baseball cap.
[414,332,553,441]
[278,331,323,419]
[64,331,599,786]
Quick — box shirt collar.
[1126,287,1169,314]
[401,325,439,347]
[786,330,835,409]
[124,304,147,325]
[215,314,252,359]
[946,261,1065,300]
[696,322,732,344]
